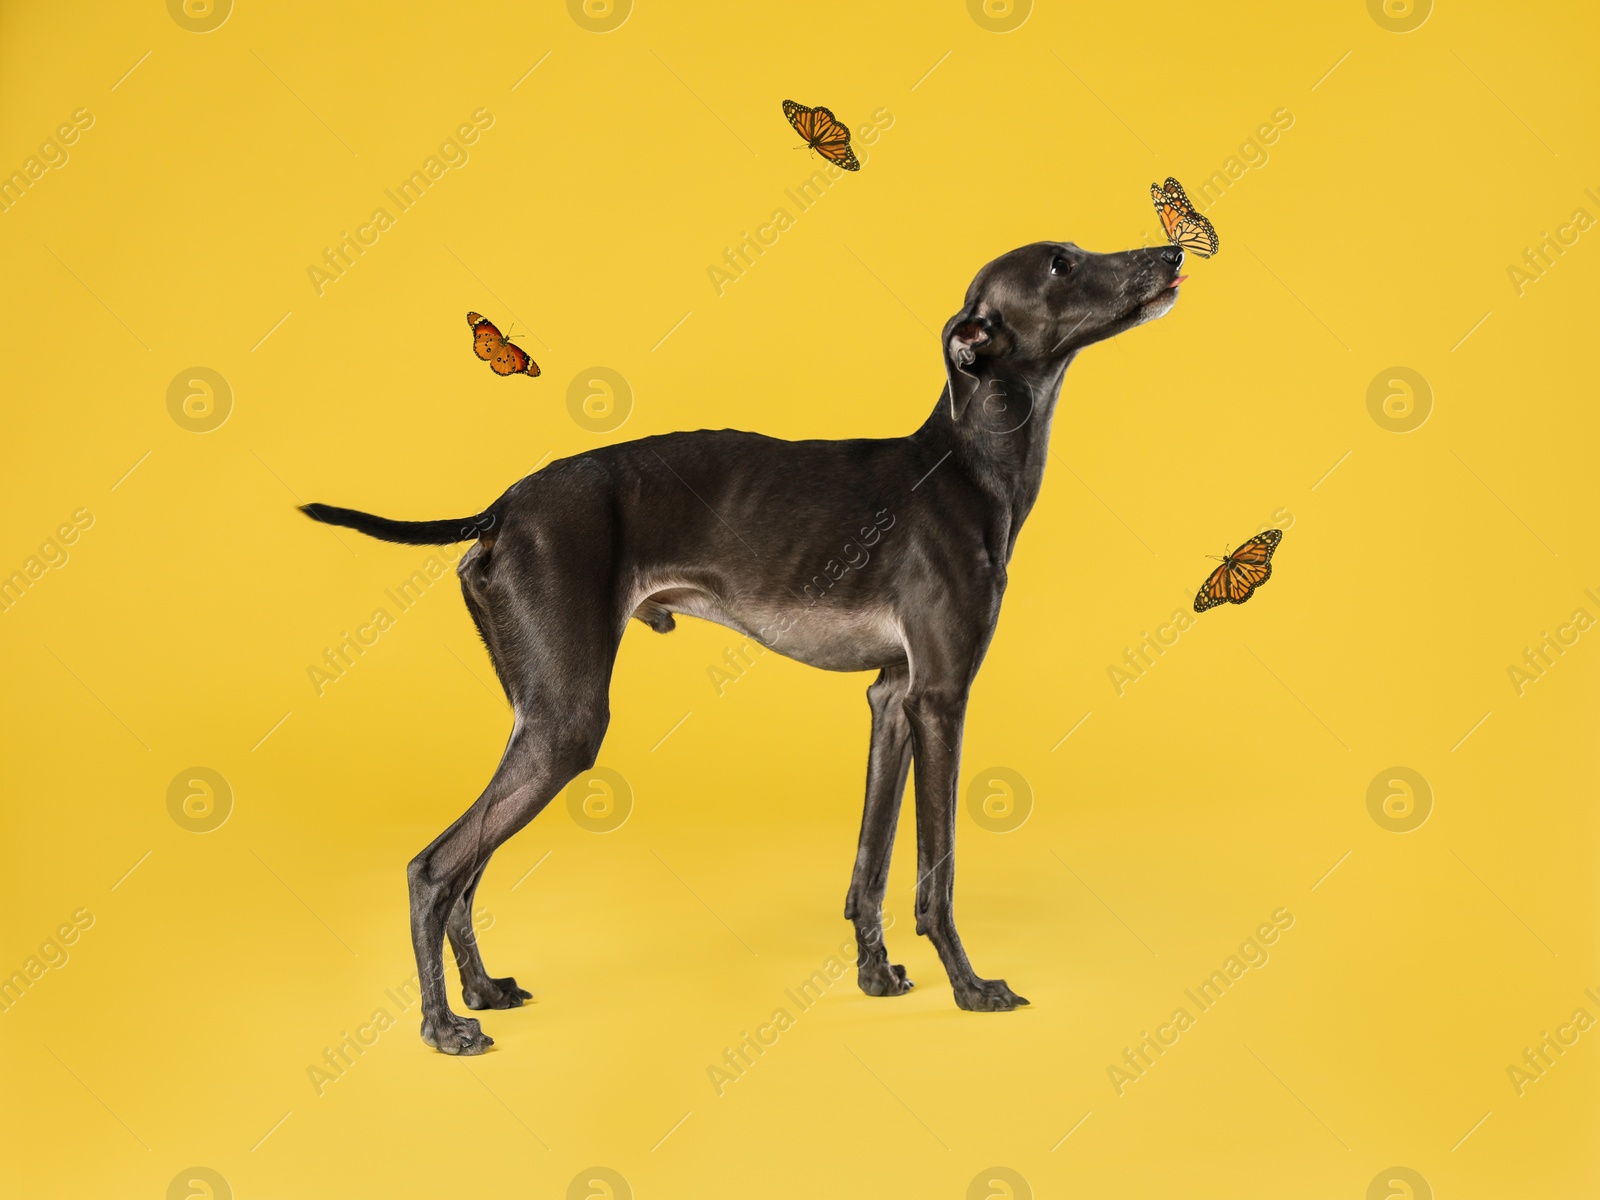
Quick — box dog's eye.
[1050,255,1073,277]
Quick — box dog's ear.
[942,311,993,420]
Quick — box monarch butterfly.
[1194,529,1281,613]
[467,311,539,377]
[1151,176,1219,259]
[782,99,861,171]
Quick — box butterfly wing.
[821,142,861,170]
[1171,209,1220,258]
[468,312,502,362]
[820,142,861,170]
[783,100,816,142]
[1194,563,1233,612]
[1224,558,1272,602]
[1151,187,1186,241]
[806,106,860,170]
[1161,176,1195,209]
[490,341,539,377]
[1230,529,1282,564]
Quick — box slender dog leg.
[905,683,1028,1011]
[845,666,914,996]
[409,700,607,1054]
[447,865,533,1010]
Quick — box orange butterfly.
[783,99,860,171]
[467,312,539,377]
[1194,529,1281,613]
[1151,176,1219,258]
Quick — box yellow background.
[2,1,1596,1196]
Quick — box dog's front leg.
[905,682,1029,1012]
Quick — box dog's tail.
[299,502,496,545]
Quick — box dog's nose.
[1160,246,1184,267]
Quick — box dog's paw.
[953,978,1030,1012]
[421,1013,495,1055]
[462,975,533,1010]
[858,960,914,997]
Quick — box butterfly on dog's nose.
[1151,176,1220,259]
[467,312,539,377]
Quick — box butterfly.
[1194,529,1281,613]
[1150,176,1219,258]
[467,312,539,377]
[782,100,861,171]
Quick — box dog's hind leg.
[409,685,611,1054]
[409,531,619,1055]
[444,544,534,1012]
[845,665,915,996]
[447,865,533,1010]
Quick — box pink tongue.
[1170,275,1189,287]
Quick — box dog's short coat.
[304,240,1186,1053]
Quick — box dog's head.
[943,241,1185,419]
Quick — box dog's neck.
[914,354,1074,558]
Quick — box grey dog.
[302,239,1186,1054]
